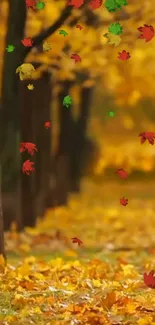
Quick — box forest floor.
[1,179,155,325]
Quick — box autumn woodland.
[0,0,155,324]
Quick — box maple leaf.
[22,160,35,175]
[108,22,123,35]
[88,0,103,10]
[139,132,155,145]
[63,95,72,108]
[71,237,83,246]
[67,0,84,8]
[59,30,68,37]
[144,270,155,288]
[104,33,121,46]
[115,168,128,179]
[120,197,128,206]
[44,121,51,129]
[76,24,83,30]
[25,0,37,8]
[71,53,81,63]
[16,63,35,81]
[21,38,33,47]
[105,0,127,12]
[43,41,52,52]
[20,142,38,156]
[137,24,154,42]
[118,50,130,60]
[27,84,34,90]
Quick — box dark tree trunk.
[19,69,52,227]
[0,0,26,230]
[19,80,36,228]
[0,167,5,258]
[70,86,93,192]
[55,81,74,205]
[34,72,52,217]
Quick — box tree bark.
[0,0,26,229]
[55,81,74,205]
[0,166,5,258]
[70,86,93,192]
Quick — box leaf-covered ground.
[2,180,155,325]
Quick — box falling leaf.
[20,142,38,155]
[27,84,34,90]
[139,132,155,145]
[137,24,154,42]
[104,33,121,46]
[71,53,81,63]
[118,50,130,60]
[43,41,52,52]
[22,159,35,175]
[16,63,35,81]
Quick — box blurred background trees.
[0,0,155,232]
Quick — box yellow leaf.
[92,279,102,288]
[43,41,52,52]
[27,83,34,90]
[104,33,121,46]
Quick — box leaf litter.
[3,181,155,324]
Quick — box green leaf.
[115,0,128,6]
[105,0,117,12]
[108,23,123,35]
[6,45,15,52]
[59,30,68,37]
[36,1,45,9]
[63,95,72,108]
[105,0,128,12]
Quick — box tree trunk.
[70,86,93,192]
[34,72,52,217]
[0,166,5,258]
[55,81,74,205]
[0,0,26,230]
[19,79,36,228]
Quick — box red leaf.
[71,54,81,63]
[71,237,83,246]
[120,197,128,206]
[67,0,84,8]
[22,160,35,175]
[20,142,38,156]
[25,0,37,8]
[88,0,102,10]
[118,50,130,61]
[138,24,154,42]
[21,38,33,47]
[44,121,51,129]
[144,270,155,288]
[115,168,128,179]
[139,132,155,145]
[76,24,83,30]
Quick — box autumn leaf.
[104,32,121,46]
[22,159,35,175]
[137,24,154,42]
[16,63,35,80]
[139,132,155,145]
[108,22,123,35]
[71,237,83,246]
[88,0,103,10]
[21,37,33,47]
[118,50,130,60]
[44,121,51,129]
[115,168,128,179]
[20,142,38,155]
[71,53,81,63]
[120,197,128,206]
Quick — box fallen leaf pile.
[3,180,155,324]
